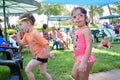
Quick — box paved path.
[89,69,120,80]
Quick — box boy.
[12,12,54,80]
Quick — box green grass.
[0,42,120,80]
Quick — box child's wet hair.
[43,24,48,29]
[71,7,87,16]
[71,7,88,25]
[19,12,35,25]
[102,34,107,38]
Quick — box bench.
[0,47,23,80]
[91,30,102,42]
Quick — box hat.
[18,17,28,24]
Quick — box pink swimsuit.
[74,26,95,64]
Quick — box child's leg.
[71,63,80,80]
[25,59,41,80]
[39,63,52,80]
[52,40,55,49]
[98,44,104,48]
[78,63,93,80]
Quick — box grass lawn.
[0,41,120,80]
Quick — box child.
[50,26,59,50]
[12,12,54,80]
[42,24,50,41]
[98,35,113,48]
[71,7,95,80]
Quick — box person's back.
[23,28,49,58]
[42,24,49,40]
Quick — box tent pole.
[3,0,7,40]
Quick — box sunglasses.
[17,17,28,25]
[72,13,84,19]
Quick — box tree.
[110,2,120,15]
[37,4,65,24]
[87,6,103,25]
[37,4,65,16]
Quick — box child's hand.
[2,42,7,47]
[49,53,55,59]
[11,34,18,41]
[78,62,87,72]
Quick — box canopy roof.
[41,0,120,6]
[0,0,40,40]
[48,16,71,21]
[99,15,120,19]
[0,0,40,16]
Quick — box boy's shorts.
[33,57,48,63]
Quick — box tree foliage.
[111,2,120,15]
[87,6,103,24]
[37,4,65,16]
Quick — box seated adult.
[49,26,59,50]
[56,28,69,49]
[113,22,120,36]
[114,26,119,35]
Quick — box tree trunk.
[107,5,112,15]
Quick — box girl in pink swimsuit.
[71,7,95,80]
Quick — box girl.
[42,24,50,41]
[71,7,95,80]
[98,35,113,48]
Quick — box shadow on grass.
[92,42,120,73]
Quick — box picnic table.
[0,46,23,80]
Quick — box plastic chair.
[91,30,100,42]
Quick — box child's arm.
[83,28,92,63]
[45,45,54,58]
[79,28,92,72]
[107,41,111,48]
[11,34,24,46]
[34,31,54,58]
